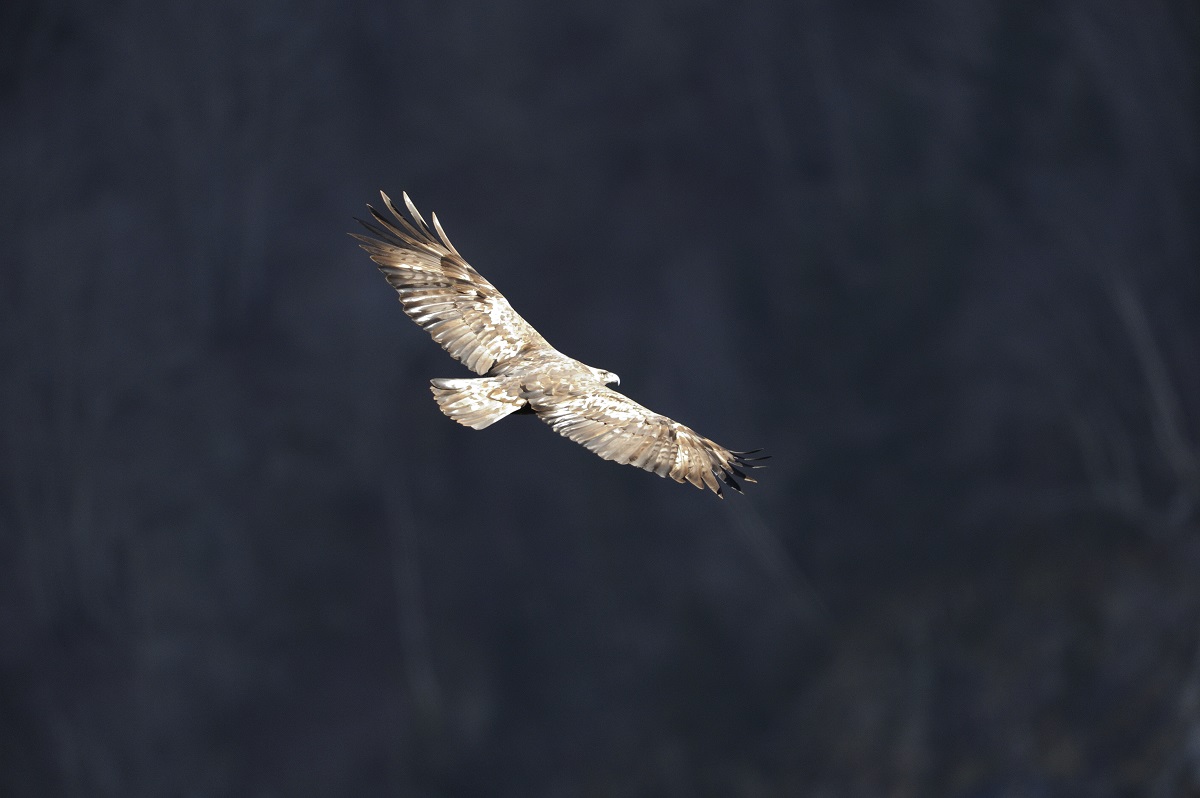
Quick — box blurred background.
[3,0,1199,794]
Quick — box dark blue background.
[3,1,1199,794]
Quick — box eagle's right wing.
[352,192,549,375]
[525,377,768,497]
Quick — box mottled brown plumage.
[352,191,767,497]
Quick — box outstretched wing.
[526,377,767,497]
[352,191,550,375]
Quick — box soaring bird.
[352,191,767,497]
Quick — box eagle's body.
[352,191,766,497]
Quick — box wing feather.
[527,379,762,497]
[353,191,549,375]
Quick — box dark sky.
[3,1,1199,795]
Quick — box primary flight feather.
[351,191,767,497]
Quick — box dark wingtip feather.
[733,452,769,472]
[718,470,744,494]
[354,212,406,246]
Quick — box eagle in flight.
[352,191,767,497]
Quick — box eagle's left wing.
[525,380,767,497]
[351,192,550,375]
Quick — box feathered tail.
[430,377,526,430]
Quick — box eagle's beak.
[612,373,620,386]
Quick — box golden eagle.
[352,192,767,496]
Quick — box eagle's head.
[597,368,620,387]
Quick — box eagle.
[352,191,767,497]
